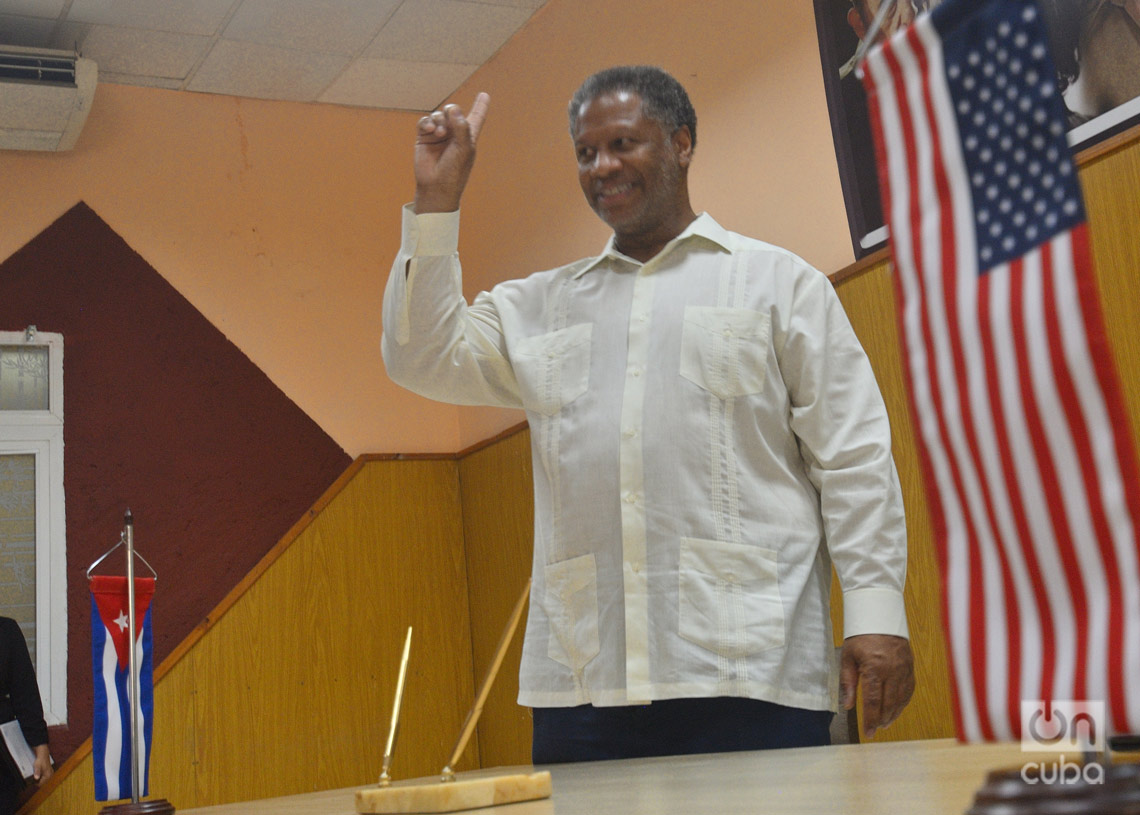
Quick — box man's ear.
[673,125,694,168]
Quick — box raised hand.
[413,92,490,214]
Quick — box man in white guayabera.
[382,65,915,763]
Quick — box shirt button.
[623,427,638,439]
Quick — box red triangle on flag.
[90,576,155,671]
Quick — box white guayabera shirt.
[383,207,909,711]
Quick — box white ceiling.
[0,0,548,111]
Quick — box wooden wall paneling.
[457,428,536,769]
[26,458,477,813]
[178,458,476,808]
[833,261,957,743]
[1080,137,1140,446]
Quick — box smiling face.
[572,90,695,262]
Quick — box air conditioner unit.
[0,45,97,151]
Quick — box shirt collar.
[572,212,733,279]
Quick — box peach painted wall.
[0,0,852,456]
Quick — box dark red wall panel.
[0,203,352,761]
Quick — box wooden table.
[179,739,1043,815]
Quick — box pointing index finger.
[466,92,490,143]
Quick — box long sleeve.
[381,205,523,408]
[0,618,48,748]
[778,269,909,640]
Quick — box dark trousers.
[532,696,833,764]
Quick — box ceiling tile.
[188,39,351,101]
[0,1,67,19]
[58,24,210,80]
[66,0,235,36]
[0,14,58,46]
[367,0,531,65]
[319,57,475,111]
[223,0,401,56]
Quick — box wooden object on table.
[356,581,542,814]
[355,772,551,814]
[967,761,1140,814]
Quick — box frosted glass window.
[0,453,37,665]
[0,330,65,724]
[0,346,49,411]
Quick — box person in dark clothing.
[0,617,52,815]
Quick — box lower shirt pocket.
[678,537,785,657]
[543,553,601,674]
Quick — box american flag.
[91,576,155,801]
[861,0,1140,741]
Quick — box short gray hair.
[568,65,697,149]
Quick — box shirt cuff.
[842,587,909,640]
[401,203,460,257]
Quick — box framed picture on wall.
[814,0,1140,260]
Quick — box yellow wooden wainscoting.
[458,428,536,768]
[833,262,958,743]
[26,458,478,814]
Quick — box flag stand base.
[99,799,175,814]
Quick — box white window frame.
[0,330,66,725]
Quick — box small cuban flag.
[90,575,155,801]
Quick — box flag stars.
[115,610,129,631]
[942,0,1084,268]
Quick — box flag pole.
[124,510,141,805]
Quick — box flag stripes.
[91,576,154,801]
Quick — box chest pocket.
[679,307,771,399]
[512,323,592,416]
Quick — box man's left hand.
[840,633,914,740]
